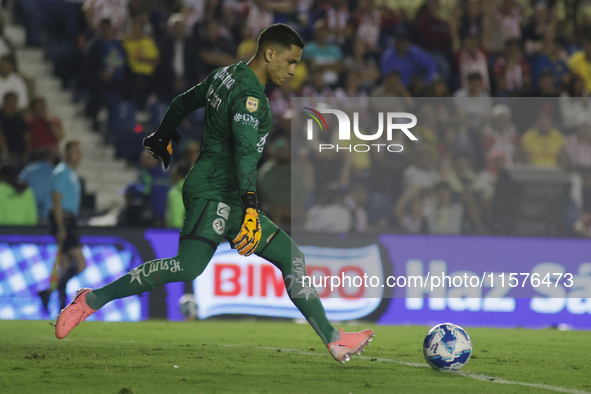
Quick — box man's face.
[395,39,410,55]
[172,20,185,40]
[100,22,114,40]
[67,144,82,167]
[493,113,510,130]
[315,26,329,45]
[267,44,302,86]
[468,78,482,93]
[507,43,520,58]
[465,35,478,52]
[346,72,360,90]
[33,100,47,117]
[539,75,554,93]
[206,21,219,41]
[130,21,143,39]
[467,1,479,18]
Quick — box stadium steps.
[5,25,138,213]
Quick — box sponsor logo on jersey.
[233,113,259,130]
[213,218,226,235]
[217,202,231,220]
[257,133,268,153]
[129,259,182,285]
[213,67,236,89]
[206,87,223,110]
[246,97,259,112]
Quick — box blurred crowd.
[1,0,591,237]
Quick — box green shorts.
[179,198,279,252]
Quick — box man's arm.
[157,76,210,135]
[145,76,211,167]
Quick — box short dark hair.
[505,38,521,49]
[30,96,45,109]
[539,69,554,80]
[65,140,80,153]
[3,91,16,101]
[256,24,305,55]
[467,72,482,82]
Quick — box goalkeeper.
[55,24,373,363]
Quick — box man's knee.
[180,261,207,281]
[175,240,217,281]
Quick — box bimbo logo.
[303,107,418,153]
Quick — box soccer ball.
[423,323,472,371]
[179,293,198,320]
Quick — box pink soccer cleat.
[55,288,96,339]
[327,327,374,363]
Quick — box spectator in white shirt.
[83,0,129,34]
[0,55,29,111]
[454,72,493,132]
[403,147,440,190]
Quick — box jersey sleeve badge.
[246,97,259,113]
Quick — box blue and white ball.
[423,323,472,371]
[179,293,198,320]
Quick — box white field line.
[218,344,590,394]
[39,337,588,394]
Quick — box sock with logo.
[85,239,216,310]
[257,230,338,345]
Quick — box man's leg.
[254,224,338,346]
[85,239,215,310]
[38,247,69,313]
[56,199,221,338]
[250,213,374,362]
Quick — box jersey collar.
[239,61,266,93]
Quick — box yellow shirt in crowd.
[521,128,565,167]
[123,36,159,76]
[568,51,591,93]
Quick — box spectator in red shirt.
[493,38,531,95]
[416,0,452,84]
[351,0,397,52]
[456,34,490,90]
[319,0,353,45]
[28,97,64,155]
[481,104,520,167]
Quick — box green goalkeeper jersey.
[157,61,271,207]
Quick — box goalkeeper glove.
[142,129,182,169]
[232,192,261,256]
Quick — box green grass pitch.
[1,319,590,394]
